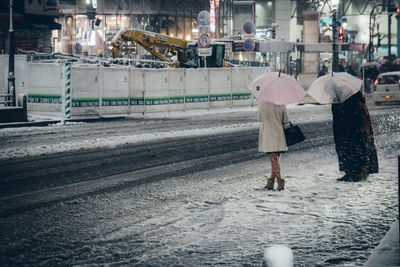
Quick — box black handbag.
[283,122,305,146]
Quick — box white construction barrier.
[167,69,185,112]
[12,60,270,116]
[26,62,64,112]
[101,67,130,115]
[142,69,170,113]
[185,68,210,110]
[0,55,28,99]
[70,65,100,116]
[209,68,232,109]
[129,68,146,114]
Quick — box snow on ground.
[1,104,397,161]
[0,104,342,161]
[0,122,257,160]
[0,104,399,265]
[124,145,398,266]
[8,142,395,266]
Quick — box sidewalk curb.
[0,116,128,129]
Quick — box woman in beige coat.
[258,101,289,190]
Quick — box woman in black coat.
[331,91,379,182]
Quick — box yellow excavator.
[111,29,224,68]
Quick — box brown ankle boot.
[277,178,285,191]
[265,178,275,190]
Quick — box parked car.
[373,71,400,105]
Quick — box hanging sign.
[243,38,255,52]
[198,11,210,26]
[198,11,210,34]
[243,20,255,35]
[198,48,212,56]
[198,33,211,48]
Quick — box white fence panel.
[185,68,209,110]
[143,69,169,112]
[168,69,185,111]
[129,68,146,114]
[231,67,270,107]
[27,62,64,111]
[101,67,130,115]
[71,66,101,116]
[231,67,253,107]
[0,56,8,93]
[209,68,232,108]
[7,62,273,116]
[0,55,28,99]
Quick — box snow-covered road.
[0,104,399,266]
[0,104,396,161]
[0,143,398,266]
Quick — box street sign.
[243,20,255,35]
[198,48,212,57]
[198,33,211,48]
[197,11,210,26]
[243,38,255,52]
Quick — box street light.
[331,7,339,72]
[8,0,15,106]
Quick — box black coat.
[331,91,378,174]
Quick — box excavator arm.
[111,29,189,67]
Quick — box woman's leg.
[270,152,285,190]
[269,152,281,180]
[265,153,279,190]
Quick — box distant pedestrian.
[295,59,301,80]
[338,62,345,72]
[258,101,290,190]
[332,91,379,182]
[318,69,326,77]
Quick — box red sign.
[243,20,255,35]
[198,33,211,48]
[243,39,255,52]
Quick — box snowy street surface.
[0,104,399,266]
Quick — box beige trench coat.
[258,101,290,153]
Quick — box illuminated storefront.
[54,0,218,56]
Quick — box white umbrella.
[307,72,363,104]
[248,72,306,105]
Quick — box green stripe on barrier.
[28,93,61,98]
[102,97,129,101]
[27,93,252,106]
[102,97,129,106]
[72,98,99,107]
[210,93,232,102]
[232,92,251,100]
[186,94,209,99]
[72,98,99,102]
[28,93,62,104]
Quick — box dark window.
[59,0,76,5]
[378,75,399,85]
[0,0,24,13]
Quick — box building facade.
[1,0,399,61]
[0,0,61,54]
[56,0,212,56]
